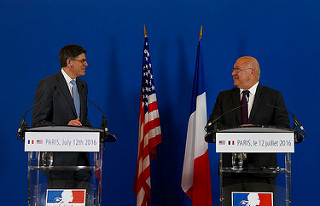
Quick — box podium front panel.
[28,148,104,206]
[220,153,292,206]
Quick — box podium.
[205,126,295,206]
[23,126,115,206]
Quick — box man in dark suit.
[32,45,91,194]
[208,56,290,205]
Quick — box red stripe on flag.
[184,150,212,206]
[70,191,85,203]
[258,193,273,206]
[147,101,158,112]
[192,150,212,206]
[148,133,162,160]
[143,118,161,137]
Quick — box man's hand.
[68,118,82,126]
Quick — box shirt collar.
[61,68,76,84]
[240,81,259,96]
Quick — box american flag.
[219,140,226,145]
[133,35,162,206]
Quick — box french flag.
[181,34,212,206]
[46,189,85,205]
[229,141,235,145]
[232,192,273,206]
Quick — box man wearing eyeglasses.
[32,45,91,197]
[208,56,290,205]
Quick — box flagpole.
[144,24,147,37]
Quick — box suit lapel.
[249,84,262,122]
[55,71,78,117]
[231,88,242,125]
[76,79,86,122]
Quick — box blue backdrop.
[1,0,319,205]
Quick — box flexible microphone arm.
[79,85,107,130]
[87,98,107,130]
[260,94,306,142]
[87,98,116,142]
[205,104,245,133]
[17,86,57,141]
[264,102,306,139]
[267,103,305,131]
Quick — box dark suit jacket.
[32,70,91,179]
[209,84,290,171]
[32,70,91,127]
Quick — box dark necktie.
[241,90,249,124]
[70,80,80,118]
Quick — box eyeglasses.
[72,59,87,64]
[232,68,253,73]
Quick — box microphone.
[17,86,57,140]
[205,104,245,133]
[86,96,116,142]
[260,94,306,142]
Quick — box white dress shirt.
[61,68,76,97]
[240,81,259,118]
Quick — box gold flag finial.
[144,24,147,37]
[199,25,203,40]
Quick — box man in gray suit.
[32,45,91,193]
[208,56,290,205]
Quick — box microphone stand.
[86,98,116,143]
[17,87,57,141]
